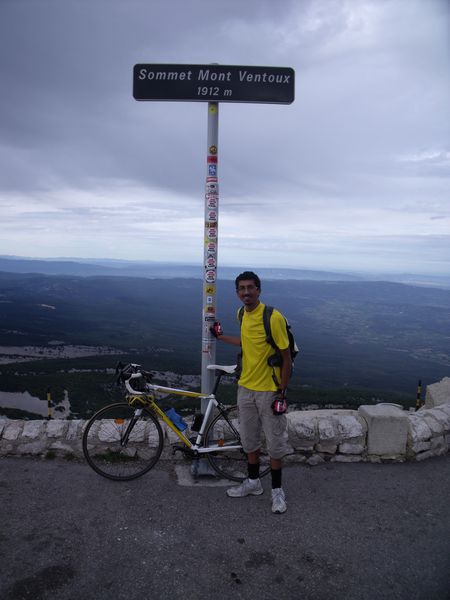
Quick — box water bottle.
[165,408,187,432]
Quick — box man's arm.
[216,334,241,347]
[279,347,292,393]
[210,321,241,347]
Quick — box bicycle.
[82,362,270,482]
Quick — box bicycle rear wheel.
[204,406,271,482]
[82,402,163,481]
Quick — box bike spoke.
[83,403,163,481]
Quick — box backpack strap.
[263,305,276,349]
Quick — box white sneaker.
[271,488,287,514]
[226,478,264,498]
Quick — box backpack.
[237,305,299,383]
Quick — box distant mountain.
[0,271,449,395]
[0,255,448,288]
[0,255,363,281]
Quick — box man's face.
[236,279,260,310]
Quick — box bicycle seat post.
[211,370,223,396]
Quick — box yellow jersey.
[238,302,289,392]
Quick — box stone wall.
[1,403,449,465]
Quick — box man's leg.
[227,389,264,498]
[270,456,286,513]
[256,391,289,514]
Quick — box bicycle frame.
[125,375,242,455]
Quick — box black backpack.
[237,305,299,382]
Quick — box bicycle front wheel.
[204,406,271,482]
[82,402,164,481]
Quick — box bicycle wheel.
[204,406,271,482]
[82,402,164,481]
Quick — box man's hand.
[272,391,287,415]
[210,321,223,338]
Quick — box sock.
[248,462,260,480]
[271,468,282,489]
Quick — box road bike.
[82,363,270,482]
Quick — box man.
[212,271,292,514]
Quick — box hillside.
[0,271,449,418]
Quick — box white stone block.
[331,455,363,463]
[415,449,438,462]
[358,404,408,456]
[3,421,24,441]
[315,442,337,454]
[411,440,432,454]
[425,377,450,408]
[339,441,365,455]
[367,455,382,463]
[0,442,14,456]
[22,421,44,439]
[407,414,432,443]
[66,420,83,440]
[16,441,46,455]
[317,417,337,442]
[429,408,450,432]
[420,411,444,436]
[49,441,78,454]
[287,413,318,445]
[437,404,450,418]
[430,435,447,454]
[46,420,68,438]
[333,414,367,441]
[284,453,307,464]
[307,454,325,466]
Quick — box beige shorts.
[237,385,291,460]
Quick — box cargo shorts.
[237,385,291,460]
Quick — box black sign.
[133,64,295,104]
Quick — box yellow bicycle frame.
[127,386,211,448]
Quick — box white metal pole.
[201,102,219,412]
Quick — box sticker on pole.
[205,270,216,283]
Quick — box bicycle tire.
[204,406,271,482]
[82,402,164,481]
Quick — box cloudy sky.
[1,0,449,275]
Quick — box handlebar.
[115,361,153,387]
[116,361,237,396]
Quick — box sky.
[0,0,449,276]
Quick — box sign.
[134,64,295,104]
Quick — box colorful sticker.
[207,197,218,209]
[207,227,217,239]
[209,145,217,155]
[207,242,217,253]
[206,296,214,305]
[206,284,215,294]
[204,315,215,322]
[206,306,216,315]
[208,164,217,176]
[209,105,217,114]
[206,182,218,194]
[205,269,216,283]
[208,210,217,221]
[207,155,218,164]
[205,256,216,268]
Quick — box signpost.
[133,64,295,104]
[133,63,295,407]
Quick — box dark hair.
[235,271,261,291]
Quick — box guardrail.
[1,403,449,464]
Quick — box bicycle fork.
[120,408,143,446]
